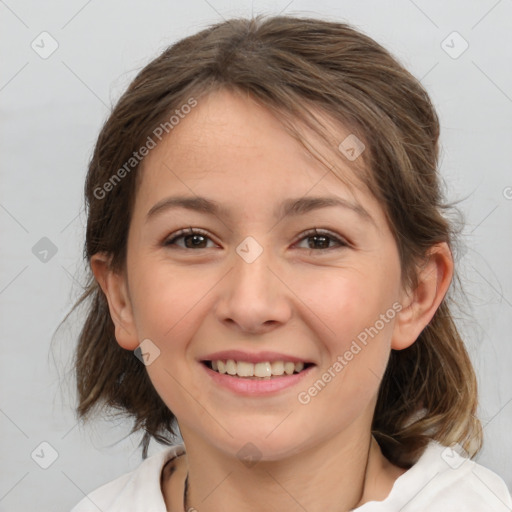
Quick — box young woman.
[70,15,512,512]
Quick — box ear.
[90,252,139,351]
[391,242,453,350]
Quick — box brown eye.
[295,229,348,251]
[164,228,216,249]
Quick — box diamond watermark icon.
[237,442,262,468]
[31,31,59,59]
[441,31,469,59]
[236,236,263,264]
[441,443,469,469]
[32,237,58,263]
[31,441,59,469]
[338,134,365,161]
[134,338,161,366]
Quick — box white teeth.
[226,359,237,375]
[270,361,284,376]
[254,362,272,378]
[208,360,309,378]
[237,361,254,377]
[284,362,295,375]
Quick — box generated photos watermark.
[297,301,403,405]
[93,97,198,200]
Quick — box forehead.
[134,89,383,225]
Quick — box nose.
[213,240,292,335]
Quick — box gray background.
[1,1,511,511]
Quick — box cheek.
[128,261,212,343]
[293,266,398,343]
[128,264,209,415]
[293,315,395,442]
[296,266,398,400]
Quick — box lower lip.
[201,362,315,396]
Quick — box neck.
[175,430,396,512]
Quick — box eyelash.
[163,227,349,252]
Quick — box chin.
[214,429,311,463]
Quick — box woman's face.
[116,89,408,460]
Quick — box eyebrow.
[146,195,375,225]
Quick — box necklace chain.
[183,436,374,511]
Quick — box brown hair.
[71,15,482,465]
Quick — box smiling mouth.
[202,360,315,379]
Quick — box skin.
[92,89,453,512]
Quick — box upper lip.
[200,350,314,364]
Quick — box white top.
[70,440,512,511]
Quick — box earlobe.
[391,242,453,351]
[90,253,140,351]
